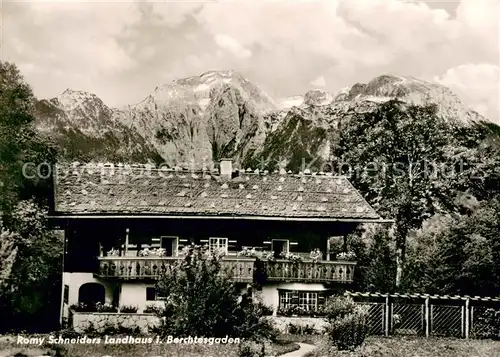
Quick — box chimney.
[220,158,233,179]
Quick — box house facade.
[48,159,390,325]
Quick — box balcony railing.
[96,257,356,284]
[264,260,356,283]
[96,256,255,283]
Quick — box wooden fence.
[345,291,500,339]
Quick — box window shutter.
[288,239,298,253]
[318,291,326,305]
[291,290,299,305]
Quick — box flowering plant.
[138,248,166,257]
[277,305,326,317]
[204,247,227,259]
[260,251,275,261]
[153,248,166,257]
[107,248,119,256]
[310,249,323,262]
[95,302,118,312]
[70,302,117,313]
[237,247,259,257]
[236,248,275,261]
[178,245,192,257]
[279,252,303,263]
[336,251,356,261]
[120,305,138,313]
[143,304,165,315]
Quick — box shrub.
[49,344,68,357]
[58,328,81,339]
[238,340,265,357]
[473,308,500,339]
[120,305,138,313]
[255,301,273,316]
[323,296,368,351]
[287,323,319,335]
[82,322,97,336]
[155,244,277,341]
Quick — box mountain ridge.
[35,71,491,168]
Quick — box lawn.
[299,335,500,357]
[0,335,300,357]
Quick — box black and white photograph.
[0,0,499,356]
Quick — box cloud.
[4,1,141,101]
[310,76,327,87]
[214,34,252,59]
[147,1,203,28]
[434,64,500,122]
[3,0,498,122]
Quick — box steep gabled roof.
[52,163,383,221]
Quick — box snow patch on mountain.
[304,89,334,106]
[278,95,304,109]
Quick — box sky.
[3,0,499,122]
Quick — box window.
[63,285,69,304]
[209,237,228,254]
[279,291,293,309]
[278,290,321,312]
[299,292,318,311]
[146,287,165,301]
[146,287,156,301]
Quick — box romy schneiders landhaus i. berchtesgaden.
[48,159,391,330]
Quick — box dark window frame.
[146,286,165,301]
[278,289,324,312]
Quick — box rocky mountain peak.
[55,89,107,112]
[144,70,276,114]
[331,74,483,124]
[303,89,335,106]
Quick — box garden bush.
[473,308,500,339]
[323,296,368,351]
[155,244,277,341]
[237,340,265,357]
[287,323,319,335]
[254,301,273,316]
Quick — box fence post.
[465,298,470,339]
[425,296,430,337]
[385,294,390,336]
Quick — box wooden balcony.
[96,257,356,284]
[96,256,255,283]
[263,260,356,283]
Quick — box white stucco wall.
[120,282,151,312]
[63,272,116,306]
[61,272,117,323]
